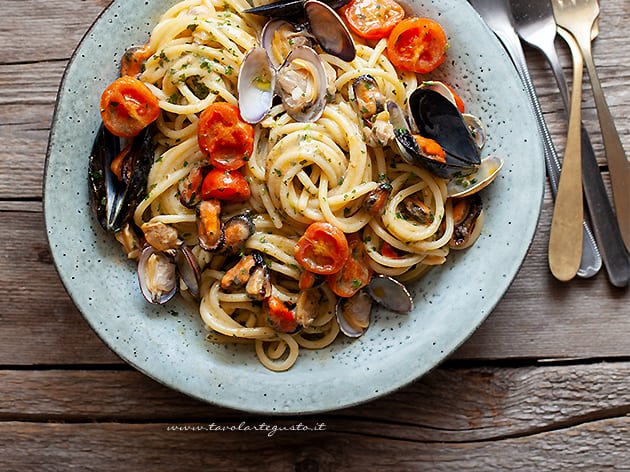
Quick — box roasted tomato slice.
[100,76,160,138]
[197,102,254,171]
[294,222,350,275]
[386,17,448,74]
[201,168,251,202]
[340,0,405,40]
[328,233,373,298]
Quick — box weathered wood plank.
[3,362,630,443]
[1,417,630,471]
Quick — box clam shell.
[276,45,327,122]
[367,275,413,314]
[447,155,503,198]
[304,0,356,62]
[137,245,177,305]
[336,291,372,337]
[237,47,276,124]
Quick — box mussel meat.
[197,199,224,251]
[450,194,484,249]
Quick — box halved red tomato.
[328,233,373,298]
[100,76,160,138]
[201,168,251,202]
[341,0,405,40]
[197,102,254,171]
[294,222,349,275]
[386,17,448,74]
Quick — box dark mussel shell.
[408,88,481,177]
[88,124,154,233]
[243,0,349,19]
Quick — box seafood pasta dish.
[89,0,503,371]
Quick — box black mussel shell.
[88,124,154,233]
[409,88,481,169]
[243,0,349,19]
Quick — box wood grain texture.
[1,0,630,468]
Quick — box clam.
[237,47,276,124]
[261,19,313,68]
[276,45,328,122]
[137,244,202,305]
[367,274,414,314]
[88,124,154,233]
[172,245,202,299]
[336,290,372,338]
[449,194,484,250]
[447,155,504,198]
[303,0,355,62]
[137,245,178,305]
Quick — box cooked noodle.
[127,0,465,371]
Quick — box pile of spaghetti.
[97,0,478,371]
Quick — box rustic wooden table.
[2,0,630,469]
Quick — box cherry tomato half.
[328,233,373,298]
[294,222,350,275]
[201,168,251,202]
[386,17,448,74]
[341,0,405,40]
[100,76,160,138]
[197,102,254,171]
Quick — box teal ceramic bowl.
[44,0,544,414]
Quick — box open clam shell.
[138,245,178,305]
[367,275,414,314]
[304,0,356,62]
[336,291,372,338]
[276,45,328,122]
[238,47,276,124]
[447,155,504,198]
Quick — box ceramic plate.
[44,0,544,414]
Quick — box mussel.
[389,88,482,178]
[243,0,350,21]
[88,124,154,233]
[220,251,272,301]
[449,194,484,249]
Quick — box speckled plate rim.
[44,0,544,414]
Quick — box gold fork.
[552,0,630,254]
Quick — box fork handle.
[548,29,584,281]
[577,32,630,254]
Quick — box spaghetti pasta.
[95,0,494,371]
